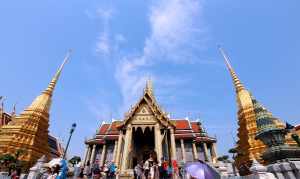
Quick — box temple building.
[219,47,299,175]
[0,52,69,168]
[83,81,218,178]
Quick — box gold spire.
[218,46,245,93]
[145,78,154,96]
[43,50,71,96]
[25,50,71,113]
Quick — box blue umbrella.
[185,161,215,179]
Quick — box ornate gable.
[118,81,175,129]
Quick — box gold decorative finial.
[218,46,245,93]
[145,78,154,96]
[43,50,72,96]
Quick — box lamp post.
[63,123,76,159]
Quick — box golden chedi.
[219,47,288,175]
[0,52,70,168]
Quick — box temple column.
[90,144,97,164]
[112,140,118,163]
[85,145,92,165]
[155,123,163,162]
[170,128,177,161]
[115,131,123,167]
[192,141,198,160]
[100,144,107,166]
[211,143,218,164]
[180,139,186,163]
[203,142,210,162]
[121,124,132,170]
[83,145,89,166]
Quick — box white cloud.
[96,33,110,55]
[94,7,115,56]
[115,0,207,113]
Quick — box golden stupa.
[219,47,289,175]
[0,52,70,168]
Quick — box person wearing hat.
[41,163,52,179]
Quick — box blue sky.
[1,0,300,158]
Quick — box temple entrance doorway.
[130,126,155,168]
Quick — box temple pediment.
[118,81,175,129]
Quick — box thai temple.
[219,47,300,176]
[0,52,70,168]
[83,80,218,178]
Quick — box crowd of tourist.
[72,161,117,179]
[133,152,187,179]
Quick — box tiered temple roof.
[87,119,216,144]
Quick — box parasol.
[185,161,215,179]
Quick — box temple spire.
[218,46,245,93]
[145,78,154,96]
[25,50,71,113]
[43,50,71,96]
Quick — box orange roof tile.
[98,124,110,135]
[191,122,202,133]
[171,119,191,130]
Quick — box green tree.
[217,155,230,163]
[0,149,26,172]
[68,156,81,167]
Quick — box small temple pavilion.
[83,81,217,178]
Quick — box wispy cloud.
[114,0,208,113]
[93,7,122,57]
[88,0,210,118]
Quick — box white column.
[203,143,210,162]
[170,128,177,161]
[85,145,92,165]
[115,131,123,167]
[100,144,107,166]
[121,124,132,170]
[192,142,198,160]
[112,140,118,163]
[155,123,163,162]
[83,145,89,166]
[211,143,218,164]
[180,139,186,163]
[90,144,97,164]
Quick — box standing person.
[134,161,143,179]
[48,164,60,179]
[11,169,18,179]
[78,167,84,178]
[179,167,185,179]
[143,159,150,179]
[167,162,173,179]
[41,164,52,179]
[160,159,168,179]
[152,161,159,179]
[83,161,91,179]
[108,162,116,179]
[92,166,101,179]
[103,163,109,178]
[73,162,81,179]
